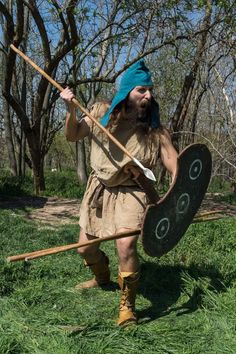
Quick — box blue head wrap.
[100,59,160,128]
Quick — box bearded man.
[60,60,178,326]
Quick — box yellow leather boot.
[75,251,110,289]
[117,271,140,326]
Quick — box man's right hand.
[60,87,75,110]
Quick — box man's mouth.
[140,99,151,108]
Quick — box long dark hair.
[107,96,159,135]
[105,97,162,167]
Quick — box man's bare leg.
[115,228,139,272]
[76,228,101,262]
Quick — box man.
[60,60,178,326]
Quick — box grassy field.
[0,203,236,353]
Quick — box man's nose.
[144,90,152,100]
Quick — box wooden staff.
[10,44,155,181]
[195,210,224,218]
[7,229,140,262]
[193,216,224,223]
[7,211,225,263]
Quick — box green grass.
[0,170,86,199]
[208,176,233,194]
[1,170,234,204]
[0,205,236,353]
[215,192,236,205]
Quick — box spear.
[7,211,225,263]
[7,229,140,262]
[10,44,156,181]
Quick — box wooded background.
[0,0,235,194]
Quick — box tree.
[0,0,197,190]
[0,0,235,193]
[0,0,18,176]
[0,0,80,193]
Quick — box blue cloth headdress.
[100,59,160,128]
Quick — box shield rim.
[141,143,212,257]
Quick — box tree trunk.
[31,157,45,194]
[171,0,213,147]
[189,87,206,144]
[27,133,45,194]
[2,100,18,175]
[1,0,17,175]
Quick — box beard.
[125,99,151,126]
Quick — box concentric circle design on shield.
[189,159,202,180]
[176,193,190,214]
[155,218,170,240]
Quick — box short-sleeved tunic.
[79,105,160,238]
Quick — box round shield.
[141,143,212,257]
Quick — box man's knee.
[116,237,138,262]
[76,245,91,257]
[76,229,100,258]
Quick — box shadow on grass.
[137,261,226,323]
[98,281,119,292]
[0,196,48,211]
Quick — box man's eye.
[138,89,146,94]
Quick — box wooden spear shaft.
[9,45,133,160]
[195,210,224,217]
[6,213,225,263]
[193,216,224,223]
[10,44,155,181]
[7,229,140,263]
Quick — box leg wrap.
[117,271,140,326]
[75,251,110,289]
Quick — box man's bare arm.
[60,87,91,141]
[159,128,178,180]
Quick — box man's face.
[127,86,153,119]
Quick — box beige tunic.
[79,103,160,237]
[90,119,159,186]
